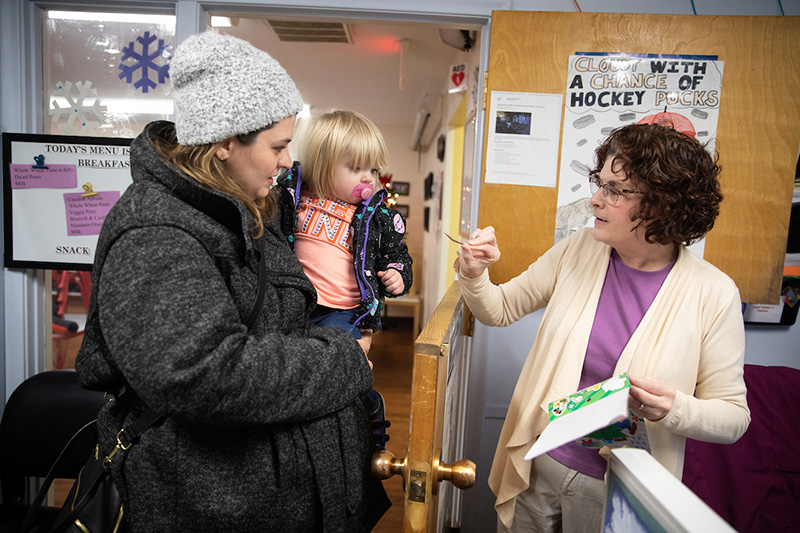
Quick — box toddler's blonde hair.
[294,109,388,199]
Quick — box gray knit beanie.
[170,31,304,146]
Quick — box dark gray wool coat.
[75,121,390,532]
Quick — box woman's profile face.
[216,115,296,200]
[589,156,643,250]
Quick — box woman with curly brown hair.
[455,123,750,533]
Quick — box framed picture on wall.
[424,172,434,200]
[395,204,409,218]
[437,134,446,162]
[392,181,409,196]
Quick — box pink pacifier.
[352,183,374,200]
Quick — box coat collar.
[133,121,259,263]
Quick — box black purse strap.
[50,408,165,532]
[23,238,268,532]
[19,420,96,532]
[22,406,165,533]
[243,236,267,330]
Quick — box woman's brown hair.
[153,124,276,237]
[593,123,723,246]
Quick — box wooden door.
[372,282,476,532]
[480,11,800,304]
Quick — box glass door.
[41,9,176,369]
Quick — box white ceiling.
[212,14,476,128]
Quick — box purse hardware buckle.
[104,429,133,465]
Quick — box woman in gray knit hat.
[75,31,389,531]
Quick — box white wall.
[744,322,800,368]
[377,124,424,304]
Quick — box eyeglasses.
[588,173,643,205]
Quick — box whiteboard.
[3,132,133,270]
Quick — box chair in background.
[0,370,105,532]
[383,291,423,339]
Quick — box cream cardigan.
[457,228,750,527]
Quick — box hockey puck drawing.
[573,115,595,129]
[691,109,709,119]
[569,160,590,176]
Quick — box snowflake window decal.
[49,80,106,133]
[118,31,171,93]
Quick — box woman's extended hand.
[628,375,675,421]
[456,226,501,279]
[358,331,373,369]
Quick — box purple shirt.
[549,249,674,478]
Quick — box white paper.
[525,386,630,460]
[485,91,563,187]
[743,302,784,323]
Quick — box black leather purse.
[22,238,268,533]
[49,410,162,532]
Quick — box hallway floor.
[371,317,415,532]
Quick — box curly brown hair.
[592,123,722,246]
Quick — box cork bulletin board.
[480,12,800,304]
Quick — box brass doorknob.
[371,449,406,481]
[437,459,476,490]
[371,450,476,493]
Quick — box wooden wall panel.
[481,11,800,303]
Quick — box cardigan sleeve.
[456,231,577,327]
[655,286,750,444]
